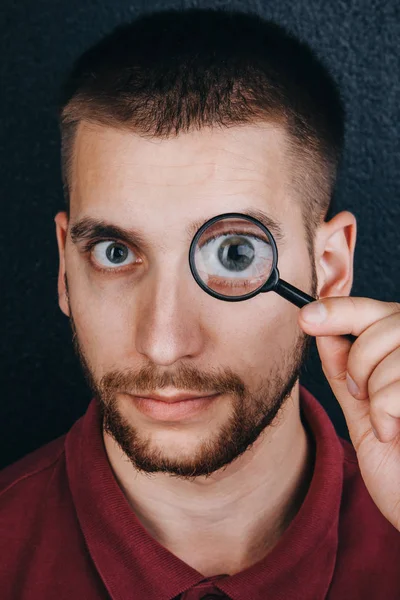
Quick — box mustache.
[98,363,247,398]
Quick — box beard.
[65,259,317,482]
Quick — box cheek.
[215,292,300,366]
[66,272,135,367]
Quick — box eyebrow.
[69,207,286,250]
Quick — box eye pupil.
[218,236,255,272]
[106,243,128,264]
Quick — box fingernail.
[301,302,328,324]
[346,372,360,396]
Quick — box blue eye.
[91,241,137,269]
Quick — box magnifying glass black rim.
[189,212,279,302]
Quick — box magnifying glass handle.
[275,279,357,344]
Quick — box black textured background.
[1,0,399,469]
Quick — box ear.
[314,211,357,299]
[54,211,70,317]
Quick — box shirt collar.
[66,385,343,600]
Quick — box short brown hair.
[58,8,345,251]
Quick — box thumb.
[315,334,371,448]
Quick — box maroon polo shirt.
[1,385,400,599]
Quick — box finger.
[369,379,400,443]
[368,346,400,398]
[316,334,372,447]
[299,297,400,338]
[346,311,400,400]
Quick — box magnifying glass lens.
[192,217,274,299]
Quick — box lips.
[129,393,220,421]
[131,392,218,404]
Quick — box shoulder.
[0,434,88,595]
[0,435,67,507]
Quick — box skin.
[54,121,356,576]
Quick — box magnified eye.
[199,233,272,278]
[91,241,137,269]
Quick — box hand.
[298,297,400,531]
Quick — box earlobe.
[315,211,357,300]
[54,211,70,317]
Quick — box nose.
[134,262,206,366]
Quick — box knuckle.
[330,366,348,384]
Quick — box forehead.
[69,121,296,227]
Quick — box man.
[1,7,400,600]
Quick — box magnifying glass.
[189,212,356,344]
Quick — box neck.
[103,382,314,577]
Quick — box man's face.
[56,122,317,480]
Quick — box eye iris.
[217,236,255,272]
[106,243,128,264]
